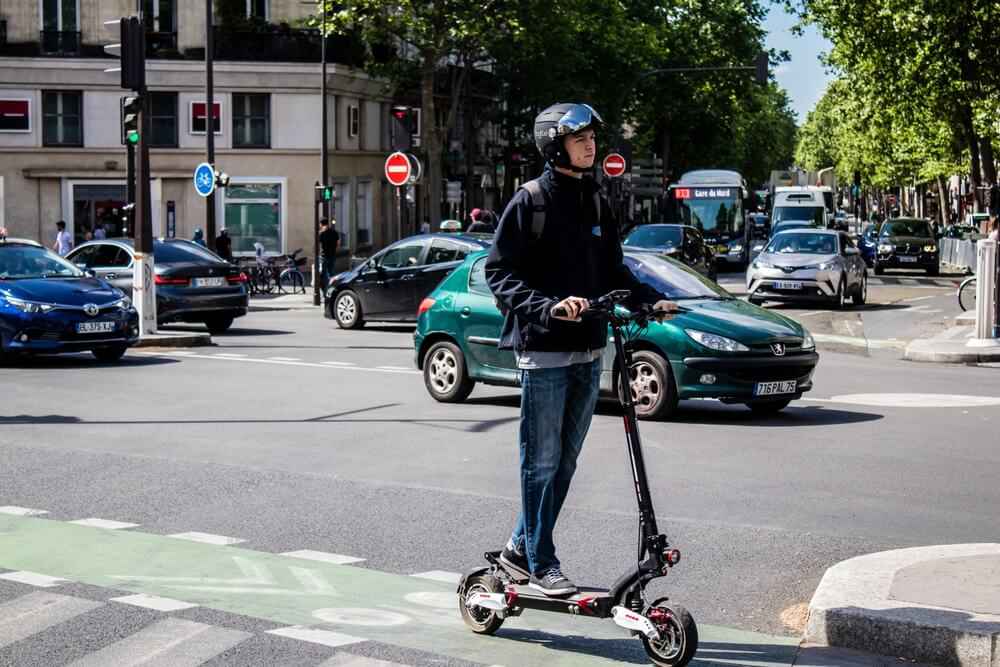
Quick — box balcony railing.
[211,26,365,65]
[39,30,81,55]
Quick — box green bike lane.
[0,515,800,666]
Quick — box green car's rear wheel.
[424,340,475,402]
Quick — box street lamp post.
[315,5,328,307]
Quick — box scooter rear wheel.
[641,600,698,666]
[459,574,505,635]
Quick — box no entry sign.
[602,153,627,178]
[385,152,412,187]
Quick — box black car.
[67,239,249,333]
[325,233,492,329]
[622,224,717,280]
[874,218,940,276]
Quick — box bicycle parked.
[958,275,976,312]
[236,251,306,296]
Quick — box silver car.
[746,229,867,309]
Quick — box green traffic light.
[323,187,333,201]
[126,130,140,145]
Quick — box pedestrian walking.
[485,102,678,596]
[215,229,234,262]
[466,208,495,234]
[420,216,431,234]
[52,221,72,256]
[192,228,206,247]
[93,222,107,240]
[988,215,999,242]
[318,217,340,292]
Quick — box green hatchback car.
[414,250,819,419]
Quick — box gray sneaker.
[529,566,577,596]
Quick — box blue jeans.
[509,358,602,574]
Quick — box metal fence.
[941,238,980,273]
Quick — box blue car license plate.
[754,380,797,396]
[76,321,115,334]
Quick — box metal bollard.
[969,240,998,345]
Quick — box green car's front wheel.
[423,340,475,403]
[619,350,678,421]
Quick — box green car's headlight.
[801,330,815,350]
[6,296,54,314]
[685,329,749,352]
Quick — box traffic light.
[754,51,768,86]
[390,105,415,150]
[315,184,334,203]
[120,95,141,145]
[104,17,145,91]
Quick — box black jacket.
[486,166,665,352]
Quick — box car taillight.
[227,273,248,284]
[417,297,435,316]
[154,275,189,286]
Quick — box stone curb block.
[904,339,1000,363]
[133,333,212,348]
[805,544,1000,667]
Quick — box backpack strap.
[519,178,548,239]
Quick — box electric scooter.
[456,289,698,667]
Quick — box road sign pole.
[313,180,321,307]
[126,141,135,234]
[205,0,216,252]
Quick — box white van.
[771,187,829,235]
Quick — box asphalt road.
[1,301,998,666]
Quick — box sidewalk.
[806,544,1000,666]
[247,292,321,312]
[904,312,1000,363]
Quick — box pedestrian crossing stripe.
[67,617,251,667]
[0,592,102,648]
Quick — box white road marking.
[811,333,907,349]
[820,393,1000,408]
[906,305,931,312]
[410,570,462,584]
[322,361,357,366]
[0,506,48,516]
[290,566,338,594]
[922,309,942,314]
[213,353,247,358]
[376,366,414,371]
[313,607,410,627]
[163,350,196,356]
[110,593,198,612]
[867,277,884,284]
[67,617,251,667]
[282,549,366,565]
[167,531,246,546]
[0,571,67,587]
[320,654,409,667]
[903,295,936,302]
[795,311,823,317]
[266,626,366,647]
[935,279,957,287]
[69,518,140,530]
[0,592,102,648]
[136,352,420,375]
[268,356,303,361]
[900,278,920,285]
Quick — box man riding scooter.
[485,102,679,596]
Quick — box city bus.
[666,170,750,269]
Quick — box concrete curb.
[904,338,1000,363]
[805,544,1000,666]
[133,332,212,348]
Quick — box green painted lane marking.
[0,516,798,666]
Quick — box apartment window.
[190,101,221,135]
[142,0,176,32]
[42,91,82,147]
[348,105,360,138]
[247,0,268,19]
[149,92,178,147]
[233,94,270,148]
[41,0,78,32]
[330,183,349,249]
[355,181,371,245]
[223,182,282,255]
[0,99,31,132]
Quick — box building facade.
[0,0,401,268]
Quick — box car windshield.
[623,226,682,248]
[0,245,84,280]
[766,232,838,255]
[624,253,731,300]
[772,206,825,226]
[881,220,932,238]
[153,240,225,263]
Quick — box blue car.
[0,238,139,361]
[858,223,879,267]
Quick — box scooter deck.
[504,583,617,617]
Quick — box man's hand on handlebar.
[551,296,590,322]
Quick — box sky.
[763,4,834,124]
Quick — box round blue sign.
[193,162,215,197]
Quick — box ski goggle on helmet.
[553,104,604,138]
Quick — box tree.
[316,0,521,227]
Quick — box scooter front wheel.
[641,600,698,666]
[459,574,505,635]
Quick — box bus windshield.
[674,196,741,239]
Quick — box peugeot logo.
[770,343,786,356]
[83,303,99,317]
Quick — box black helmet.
[534,103,604,169]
